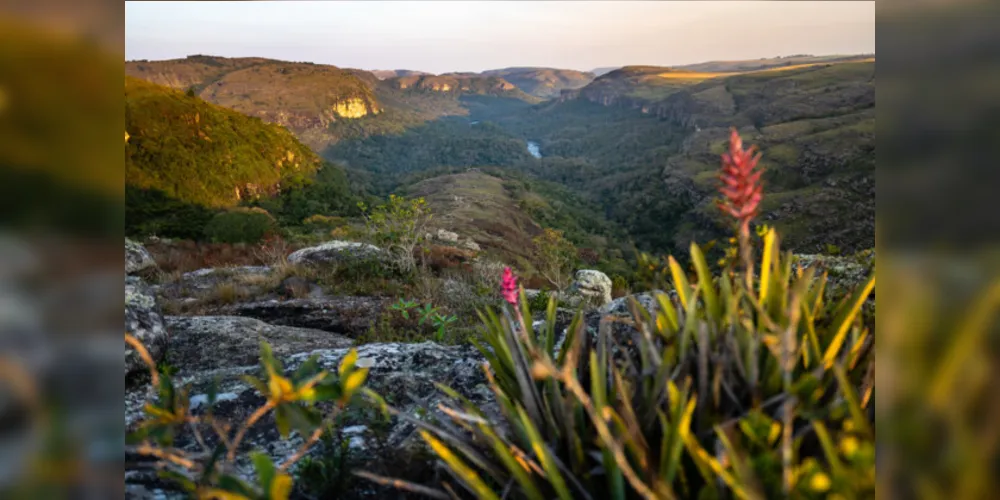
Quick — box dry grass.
[144,237,304,274]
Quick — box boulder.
[125,238,156,275]
[567,269,613,308]
[125,276,168,376]
[287,240,382,266]
[223,297,386,338]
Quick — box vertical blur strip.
[878,0,1000,498]
[0,0,123,498]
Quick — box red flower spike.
[501,267,519,306]
[717,128,764,237]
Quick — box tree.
[532,228,576,290]
[359,194,432,273]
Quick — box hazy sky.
[125,1,875,73]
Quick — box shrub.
[532,227,576,291]
[359,195,432,273]
[302,214,347,231]
[203,207,278,244]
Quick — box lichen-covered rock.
[125,276,167,376]
[598,291,663,316]
[125,238,156,275]
[125,341,491,497]
[567,269,613,308]
[287,240,382,266]
[224,297,385,338]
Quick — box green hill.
[126,76,366,239]
[125,76,322,208]
[404,169,632,277]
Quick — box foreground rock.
[223,297,386,338]
[125,238,156,275]
[287,240,382,266]
[125,276,168,376]
[125,341,491,498]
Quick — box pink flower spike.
[501,267,519,306]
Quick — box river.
[526,141,542,159]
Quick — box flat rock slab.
[164,315,353,377]
[224,297,386,338]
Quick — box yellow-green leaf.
[420,430,500,500]
[339,349,358,378]
[759,228,776,303]
[690,242,719,321]
[341,368,369,401]
[822,274,875,369]
[269,473,293,500]
[668,256,691,309]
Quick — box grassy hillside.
[480,67,595,99]
[404,170,632,277]
[674,54,874,73]
[125,76,321,208]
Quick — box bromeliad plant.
[125,335,371,499]
[362,129,876,499]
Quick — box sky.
[125,1,875,74]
